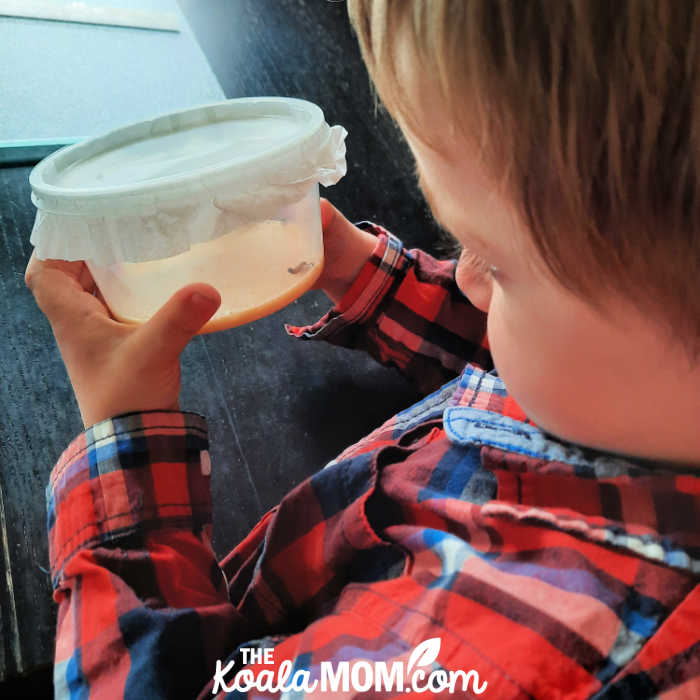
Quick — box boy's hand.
[315,198,378,303]
[25,254,221,428]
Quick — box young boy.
[25,1,700,697]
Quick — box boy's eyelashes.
[454,231,506,280]
[425,199,501,280]
[459,248,495,276]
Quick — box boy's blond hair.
[347,0,700,357]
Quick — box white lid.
[29,97,347,264]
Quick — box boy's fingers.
[135,283,221,362]
[25,256,102,325]
[26,253,93,290]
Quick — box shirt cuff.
[46,411,211,587]
[285,222,409,340]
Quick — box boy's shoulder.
[329,361,700,575]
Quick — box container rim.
[29,97,325,206]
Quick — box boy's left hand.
[25,254,221,428]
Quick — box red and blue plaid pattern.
[48,226,700,699]
[286,225,493,395]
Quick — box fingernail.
[191,292,219,314]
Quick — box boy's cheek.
[486,301,554,420]
[488,302,603,446]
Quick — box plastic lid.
[29,97,347,264]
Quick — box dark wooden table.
[0,0,443,692]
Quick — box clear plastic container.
[86,183,323,332]
[29,98,347,333]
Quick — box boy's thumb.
[136,283,221,362]
[319,197,361,245]
[320,197,337,231]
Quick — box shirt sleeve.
[285,222,493,394]
[47,411,252,699]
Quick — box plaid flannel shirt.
[47,225,700,699]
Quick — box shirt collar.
[445,364,700,574]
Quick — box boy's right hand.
[25,254,220,428]
[315,199,379,304]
